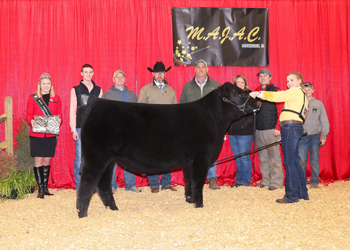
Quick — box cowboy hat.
[147,61,171,72]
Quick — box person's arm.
[319,102,330,145]
[26,96,35,127]
[179,85,187,103]
[98,88,103,98]
[138,87,147,103]
[249,91,262,99]
[132,92,138,103]
[69,88,79,140]
[173,94,178,104]
[273,88,283,134]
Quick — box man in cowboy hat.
[180,59,221,190]
[138,61,177,193]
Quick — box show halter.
[222,95,254,114]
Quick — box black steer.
[76,82,260,218]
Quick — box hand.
[72,131,79,141]
[273,129,281,137]
[320,139,326,147]
[249,91,260,99]
[31,120,35,127]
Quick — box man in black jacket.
[69,64,103,189]
[255,69,284,191]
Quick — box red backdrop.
[0,0,349,189]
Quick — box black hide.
[76,82,260,218]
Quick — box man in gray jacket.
[102,70,141,194]
[298,82,330,188]
[180,59,221,190]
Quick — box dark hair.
[81,64,93,72]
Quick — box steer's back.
[82,96,224,173]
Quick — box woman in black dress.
[26,73,62,198]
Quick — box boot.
[43,165,54,196]
[34,166,45,199]
[209,177,220,190]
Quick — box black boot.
[34,166,45,199]
[43,165,54,196]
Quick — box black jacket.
[74,80,101,128]
[255,84,279,130]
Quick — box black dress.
[30,94,57,157]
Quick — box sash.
[31,94,52,116]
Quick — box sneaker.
[256,184,267,188]
[268,186,278,191]
[129,186,141,193]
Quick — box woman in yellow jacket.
[250,72,309,203]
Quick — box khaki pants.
[256,129,284,188]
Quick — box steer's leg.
[97,161,118,211]
[191,164,207,208]
[77,158,108,218]
[182,166,193,203]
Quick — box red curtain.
[0,0,349,189]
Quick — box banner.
[172,8,269,67]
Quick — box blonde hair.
[36,73,55,97]
[233,75,250,91]
[287,72,303,87]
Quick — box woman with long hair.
[26,73,62,198]
[228,75,255,188]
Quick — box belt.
[281,120,302,124]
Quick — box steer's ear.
[218,82,232,97]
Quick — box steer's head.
[219,82,261,115]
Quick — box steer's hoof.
[78,210,88,218]
[186,196,194,204]
[107,205,119,211]
[195,204,204,208]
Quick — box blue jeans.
[111,165,137,191]
[229,135,254,186]
[281,123,309,203]
[74,128,82,189]
[148,172,171,190]
[207,163,217,182]
[298,134,320,184]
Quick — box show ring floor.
[1,181,349,249]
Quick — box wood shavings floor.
[1,181,349,249]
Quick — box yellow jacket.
[262,87,308,122]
